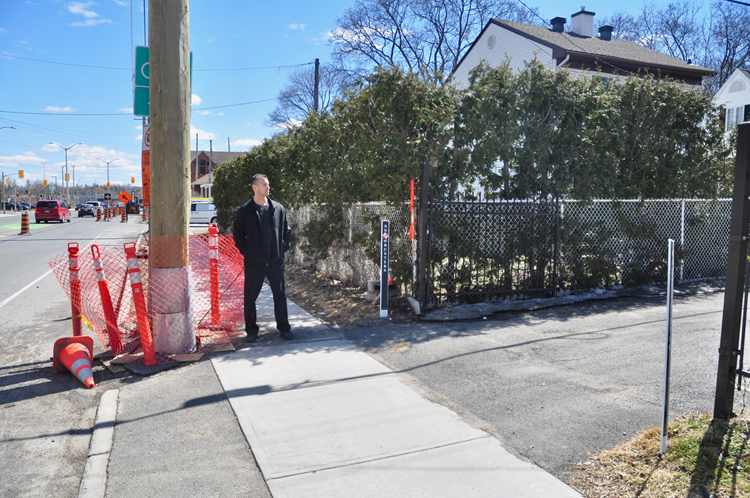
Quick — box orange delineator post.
[96,207,102,221]
[208,223,221,324]
[91,244,122,353]
[124,242,156,366]
[141,208,147,223]
[121,209,127,223]
[53,336,95,388]
[19,212,30,235]
[68,242,82,337]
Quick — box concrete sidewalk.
[90,285,581,497]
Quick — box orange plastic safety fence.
[48,232,246,364]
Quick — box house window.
[726,106,745,131]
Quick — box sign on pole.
[380,220,390,318]
[133,46,192,118]
[119,191,132,204]
[141,124,151,207]
[134,46,150,117]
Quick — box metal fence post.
[680,200,685,281]
[416,161,430,305]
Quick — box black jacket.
[233,197,291,266]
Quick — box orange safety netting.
[48,230,246,364]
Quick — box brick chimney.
[571,7,595,37]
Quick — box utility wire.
[1,53,313,72]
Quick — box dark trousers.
[243,262,290,335]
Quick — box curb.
[78,389,119,498]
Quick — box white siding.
[713,69,750,134]
[451,23,555,87]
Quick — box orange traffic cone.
[53,336,95,388]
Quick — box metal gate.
[425,199,559,305]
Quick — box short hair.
[251,174,268,186]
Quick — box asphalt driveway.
[343,287,740,482]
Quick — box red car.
[35,200,71,223]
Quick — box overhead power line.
[1,53,314,72]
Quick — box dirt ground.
[284,263,419,329]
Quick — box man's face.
[253,177,270,197]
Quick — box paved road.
[0,212,145,497]
[342,288,737,482]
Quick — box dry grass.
[284,264,418,329]
[567,414,750,497]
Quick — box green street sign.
[133,46,192,118]
[134,46,150,117]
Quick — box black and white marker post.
[380,220,390,318]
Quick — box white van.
[190,200,217,224]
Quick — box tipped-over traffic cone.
[53,336,95,388]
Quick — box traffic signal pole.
[148,0,196,354]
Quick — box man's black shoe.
[246,333,258,343]
[280,331,294,340]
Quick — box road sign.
[142,124,151,207]
[104,193,112,200]
[119,191,132,204]
[134,46,192,117]
[134,46,150,117]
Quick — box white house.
[713,68,750,133]
[451,7,714,88]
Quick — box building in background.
[713,68,750,136]
[451,7,714,88]
[190,150,243,198]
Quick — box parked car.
[190,200,217,224]
[16,202,30,210]
[35,200,71,223]
[3,202,16,211]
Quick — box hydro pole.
[149,0,195,354]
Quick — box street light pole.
[98,158,119,198]
[51,142,80,205]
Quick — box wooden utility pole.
[148,0,195,354]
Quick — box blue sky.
[0,0,697,191]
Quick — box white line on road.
[0,234,105,310]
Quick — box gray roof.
[476,19,714,78]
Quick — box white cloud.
[233,138,262,149]
[197,110,224,116]
[68,2,112,27]
[207,37,215,43]
[0,28,7,35]
[289,23,307,31]
[118,107,133,113]
[112,0,129,6]
[190,125,215,141]
[43,106,75,113]
[191,94,202,105]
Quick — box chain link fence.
[290,199,733,307]
[288,203,413,288]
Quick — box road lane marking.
[0,234,105,310]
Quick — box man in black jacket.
[233,174,293,341]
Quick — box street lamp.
[50,142,81,205]
[98,158,118,193]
